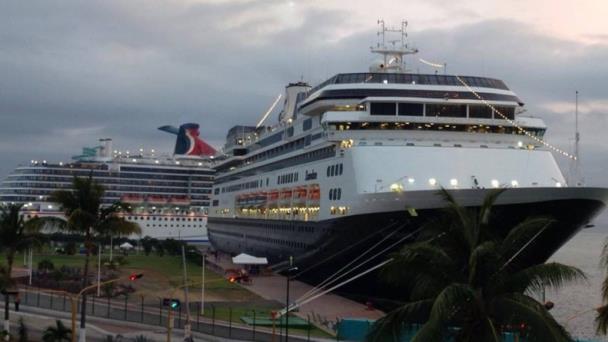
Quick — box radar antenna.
[370,20,418,73]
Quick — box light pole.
[285,256,298,342]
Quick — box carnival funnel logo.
[173,123,216,157]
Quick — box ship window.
[339,163,343,175]
[370,102,396,116]
[493,106,515,120]
[287,127,294,137]
[426,104,467,118]
[469,105,492,118]
[398,103,423,116]
[303,118,312,131]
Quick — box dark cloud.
[1,2,607,193]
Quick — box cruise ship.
[207,22,608,290]
[0,123,215,243]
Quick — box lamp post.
[285,257,298,342]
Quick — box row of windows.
[145,224,204,228]
[15,167,214,181]
[329,188,342,200]
[326,163,344,177]
[215,146,337,185]
[308,73,509,94]
[370,102,515,120]
[1,182,209,193]
[329,122,545,137]
[120,166,214,176]
[247,234,307,249]
[4,175,211,188]
[278,172,299,185]
[222,179,262,193]
[128,216,205,222]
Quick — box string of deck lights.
[455,75,577,161]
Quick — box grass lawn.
[1,251,259,301]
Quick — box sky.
[1,1,607,206]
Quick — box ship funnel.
[279,82,311,123]
[99,138,112,158]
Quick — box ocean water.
[547,210,608,340]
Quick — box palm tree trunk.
[5,248,16,286]
[80,230,92,333]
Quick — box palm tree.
[42,320,71,342]
[595,242,608,334]
[0,203,46,286]
[48,175,141,289]
[48,175,141,334]
[368,189,584,342]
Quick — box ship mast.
[370,20,418,73]
[569,90,584,186]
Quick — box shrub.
[38,259,55,272]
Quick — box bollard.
[197,302,201,331]
[252,310,256,340]
[124,295,128,320]
[228,307,232,338]
[159,298,163,325]
[211,305,215,335]
[140,296,144,323]
[307,315,311,342]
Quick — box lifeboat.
[308,185,320,202]
[121,194,144,204]
[280,188,293,203]
[146,195,168,205]
[169,196,191,205]
[293,187,308,204]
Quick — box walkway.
[207,252,384,331]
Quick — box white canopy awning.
[232,253,268,265]
[119,242,134,249]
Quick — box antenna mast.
[370,20,418,73]
[569,90,584,186]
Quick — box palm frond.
[595,304,608,335]
[411,283,475,342]
[478,188,506,226]
[500,262,586,295]
[492,293,573,342]
[383,243,458,288]
[499,217,554,271]
[98,217,141,237]
[366,299,433,342]
[468,240,499,286]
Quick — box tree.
[0,203,46,287]
[368,189,584,342]
[595,241,608,334]
[42,320,71,342]
[141,236,153,256]
[48,175,141,334]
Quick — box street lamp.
[285,257,298,342]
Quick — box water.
[547,210,608,340]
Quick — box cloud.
[0,1,607,190]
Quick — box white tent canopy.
[119,242,134,249]
[232,253,268,265]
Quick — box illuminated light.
[383,80,388,84]
[389,183,403,192]
[428,178,437,186]
[408,178,415,184]
[151,149,155,153]
[30,160,34,163]
[555,182,562,188]
[39,195,43,199]
[175,161,180,165]
[456,76,577,161]
[126,150,130,154]
[517,141,523,148]
[28,202,33,206]
[155,160,159,164]
[175,207,180,210]
[198,162,203,166]
[47,205,53,209]
[511,180,519,187]
[43,160,47,164]
[129,273,143,281]
[151,206,156,210]
[139,148,144,152]
[59,162,63,166]
[132,159,137,162]
[450,178,458,186]
[491,179,500,188]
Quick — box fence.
[12,288,318,342]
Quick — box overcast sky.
[1,1,607,196]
